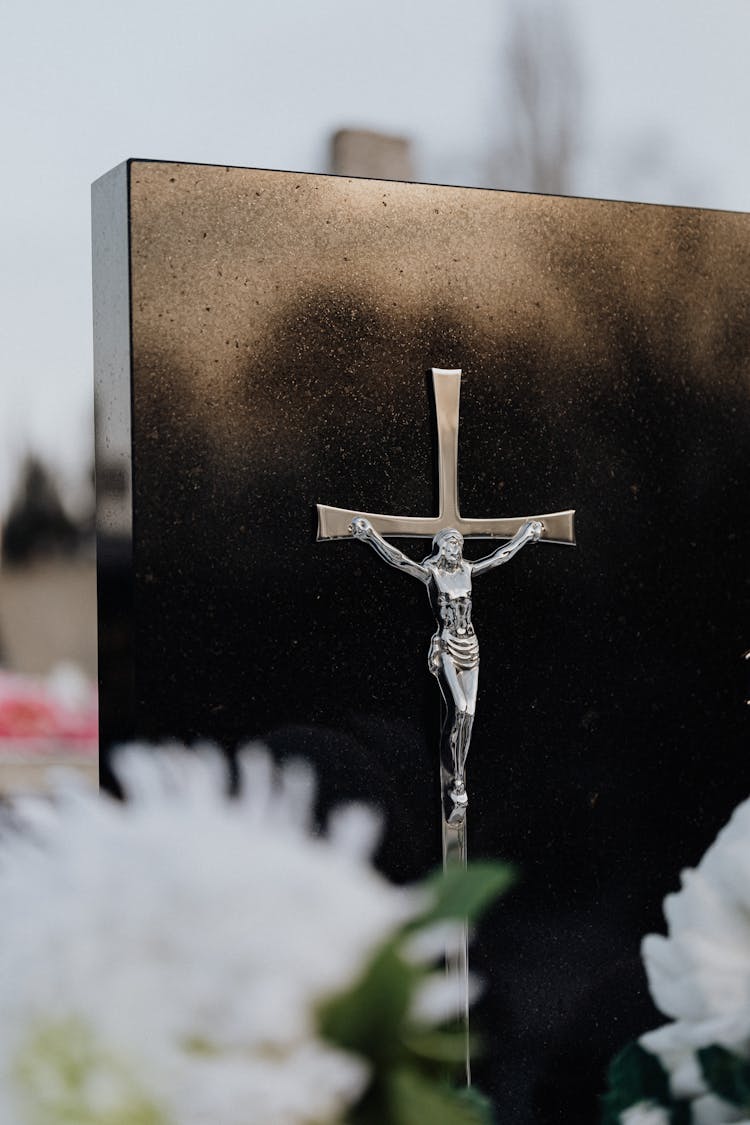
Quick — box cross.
[317,368,575,545]
[317,367,575,1082]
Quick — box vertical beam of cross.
[317,369,575,544]
[437,368,460,522]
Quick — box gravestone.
[93,161,750,1123]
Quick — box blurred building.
[330,128,414,180]
[0,454,96,680]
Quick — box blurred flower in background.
[0,663,97,746]
[0,745,511,1125]
[0,664,97,793]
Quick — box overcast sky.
[1,0,749,513]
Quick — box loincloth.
[429,631,479,673]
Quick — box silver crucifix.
[317,368,575,1076]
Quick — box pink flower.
[0,666,97,752]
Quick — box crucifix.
[317,368,575,1077]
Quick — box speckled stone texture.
[94,161,750,1123]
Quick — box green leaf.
[323,863,508,1124]
[698,1044,750,1109]
[601,1041,672,1124]
[416,862,516,928]
[401,1029,480,1065]
[319,940,417,1063]
[384,1067,494,1125]
[453,1085,496,1124]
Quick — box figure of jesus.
[350,516,543,825]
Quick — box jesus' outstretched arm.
[471,520,542,578]
[350,517,429,583]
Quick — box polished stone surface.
[94,161,750,1122]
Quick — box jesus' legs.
[437,658,479,823]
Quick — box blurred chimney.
[330,129,415,181]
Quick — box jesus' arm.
[350,517,429,583]
[471,520,542,578]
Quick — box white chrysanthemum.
[640,796,750,1125]
[0,745,420,1125]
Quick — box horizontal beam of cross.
[316,504,575,544]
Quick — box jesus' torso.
[427,561,474,636]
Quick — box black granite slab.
[93,161,750,1122]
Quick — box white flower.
[620,1102,670,1125]
[0,744,420,1125]
[639,795,750,1124]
